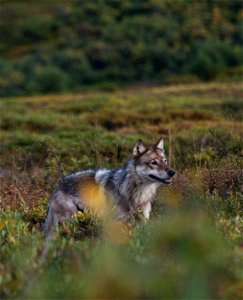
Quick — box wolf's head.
[133,137,175,185]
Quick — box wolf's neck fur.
[95,160,159,213]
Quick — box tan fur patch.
[78,179,110,216]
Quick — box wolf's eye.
[150,160,158,166]
[164,159,167,164]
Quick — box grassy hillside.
[0,83,242,298]
[1,0,242,96]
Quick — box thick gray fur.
[41,160,159,234]
[41,138,175,235]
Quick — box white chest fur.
[133,183,159,206]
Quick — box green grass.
[0,82,242,299]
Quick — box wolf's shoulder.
[95,168,112,184]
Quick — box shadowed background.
[0,0,242,96]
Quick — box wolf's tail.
[39,207,58,265]
[40,207,58,235]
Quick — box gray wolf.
[41,138,175,234]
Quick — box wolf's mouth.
[149,174,172,185]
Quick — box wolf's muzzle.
[167,169,175,177]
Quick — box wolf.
[41,138,175,234]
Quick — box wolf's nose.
[168,170,175,177]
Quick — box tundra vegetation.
[0,82,242,299]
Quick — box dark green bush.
[19,17,60,43]
[0,60,25,97]
[189,40,231,80]
[52,50,95,86]
[33,66,69,94]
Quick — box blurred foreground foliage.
[0,181,242,299]
[0,0,243,96]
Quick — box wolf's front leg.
[140,201,151,221]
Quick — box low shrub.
[33,66,69,94]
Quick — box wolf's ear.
[133,140,146,156]
[155,137,164,150]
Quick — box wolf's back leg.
[40,206,58,235]
[41,191,79,235]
